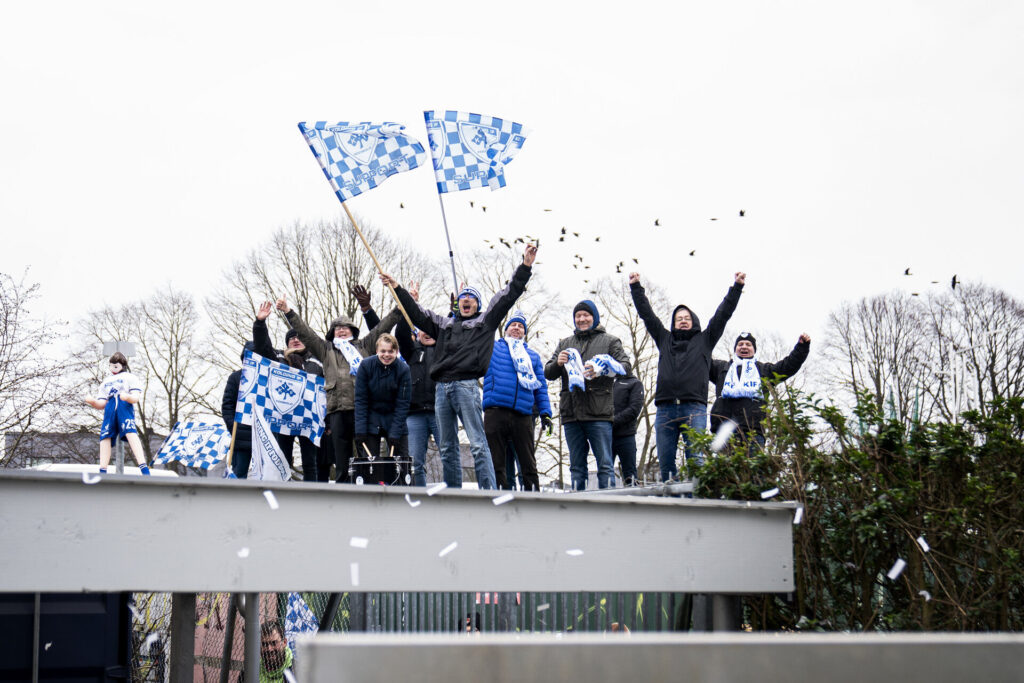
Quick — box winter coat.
[544,325,632,423]
[222,370,251,453]
[396,317,436,413]
[709,340,810,434]
[394,264,532,382]
[612,374,645,438]
[482,338,552,417]
[286,307,402,414]
[354,356,411,439]
[251,318,324,377]
[630,281,742,405]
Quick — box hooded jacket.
[394,264,532,382]
[482,337,552,417]
[708,339,810,434]
[221,343,254,453]
[354,355,411,439]
[630,281,742,405]
[285,307,402,414]
[544,324,632,423]
[396,316,436,413]
[612,373,645,438]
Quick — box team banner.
[152,421,231,469]
[235,350,326,446]
[423,110,530,193]
[284,592,319,655]
[250,411,291,481]
[298,121,428,202]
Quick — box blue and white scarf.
[722,356,761,398]
[505,337,542,390]
[564,348,586,392]
[334,338,363,376]
[585,354,626,378]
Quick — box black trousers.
[484,407,539,491]
[275,433,318,482]
[327,410,356,483]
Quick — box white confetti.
[887,558,907,580]
[237,547,250,559]
[438,542,458,557]
[82,472,101,485]
[263,490,279,510]
[284,671,298,683]
[537,603,550,612]
[918,590,932,602]
[805,482,819,492]
[350,536,369,549]
[793,506,804,525]
[404,494,421,508]
[916,535,930,553]
[566,549,584,556]
[44,642,52,651]
[710,419,737,452]
[493,493,514,506]
[350,562,360,586]
[760,487,780,499]
[427,482,447,496]
[143,633,160,651]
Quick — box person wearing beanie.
[379,244,538,490]
[545,299,632,490]
[629,270,745,482]
[275,293,401,484]
[481,309,552,490]
[709,331,811,449]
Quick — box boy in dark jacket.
[629,271,745,482]
[544,300,632,490]
[380,243,537,489]
[482,310,552,490]
[709,332,810,448]
[222,342,255,478]
[354,333,411,474]
[612,372,644,486]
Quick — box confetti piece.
[263,490,279,510]
[805,483,819,492]
[916,536,930,553]
[439,542,458,557]
[566,549,584,557]
[793,507,804,525]
[493,493,514,506]
[237,548,250,559]
[760,487,780,499]
[284,671,298,683]
[404,494,421,508]
[918,590,932,602]
[44,642,52,651]
[537,603,550,612]
[350,537,369,549]
[710,420,737,452]
[427,482,447,496]
[887,558,907,580]
[82,472,101,485]
[143,633,160,651]
[350,562,360,586]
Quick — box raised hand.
[628,272,640,285]
[256,301,273,321]
[351,285,371,311]
[523,243,538,266]
[408,281,420,302]
[735,272,746,285]
[276,295,290,314]
[379,273,398,289]
[799,333,811,344]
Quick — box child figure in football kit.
[84,352,150,475]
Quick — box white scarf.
[585,354,626,378]
[333,338,363,376]
[505,337,542,390]
[722,356,761,398]
[564,348,586,392]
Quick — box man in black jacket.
[629,271,745,482]
[709,332,810,449]
[222,342,255,478]
[379,243,537,489]
[612,372,644,486]
[395,281,437,487]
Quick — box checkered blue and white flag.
[424,110,530,193]
[152,421,231,470]
[235,351,326,446]
[298,121,428,202]
[284,592,319,655]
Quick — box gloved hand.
[449,292,458,317]
[351,285,372,311]
[540,415,553,436]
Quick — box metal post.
[711,595,742,631]
[169,593,196,682]
[243,592,260,682]
[31,593,40,683]
[349,592,367,632]
[320,593,343,633]
[219,594,238,683]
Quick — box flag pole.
[434,192,460,295]
[339,201,416,330]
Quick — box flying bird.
[951,274,960,290]
[615,265,622,273]
[904,268,912,276]
[560,227,567,235]
[400,202,405,209]
[632,257,639,264]
[710,218,718,221]
[558,236,565,242]
[572,232,580,237]
[739,210,745,217]
[469,201,474,208]
[689,250,696,256]
[544,209,552,212]
[594,237,601,242]
[482,206,487,212]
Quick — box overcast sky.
[2,1,1021,346]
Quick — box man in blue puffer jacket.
[482,310,552,490]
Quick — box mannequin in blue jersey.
[84,352,150,475]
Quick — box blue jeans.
[563,420,615,490]
[406,411,438,487]
[435,380,496,489]
[612,434,638,485]
[655,402,707,482]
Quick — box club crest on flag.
[424,110,530,193]
[240,355,258,396]
[153,421,231,470]
[269,367,304,415]
[329,123,379,165]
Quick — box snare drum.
[350,457,413,486]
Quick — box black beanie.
[285,328,299,344]
[735,332,757,352]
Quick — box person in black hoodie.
[222,342,255,478]
[709,332,810,449]
[629,271,745,482]
[395,281,437,487]
[612,372,644,486]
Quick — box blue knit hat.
[458,286,482,307]
[573,300,600,329]
[505,310,528,336]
